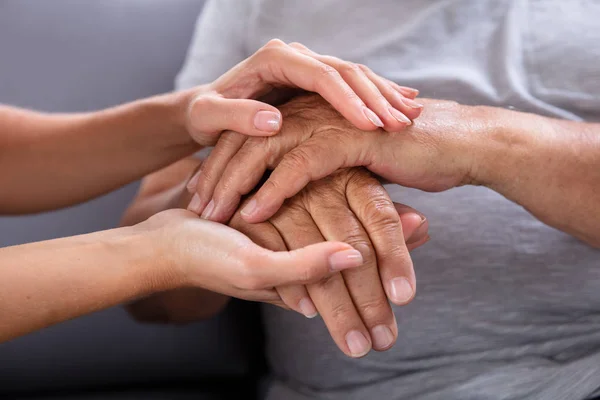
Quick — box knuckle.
[339,62,362,76]
[316,65,342,87]
[328,301,357,322]
[355,297,392,323]
[361,196,400,229]
[281,147,312,171]
[342,234,374,261]
[191,94,212,110]
[236,258,264,290]
[297,265,318,283]
[356,63,371,73]
[264,38,286,48]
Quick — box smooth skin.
[192,94,600,249]
[123,158,430,358]
[0,40,422,342]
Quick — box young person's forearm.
[0,91,199,214]
[474,108,600,247]
[0,226,176,343]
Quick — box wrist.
[465,106,541,190]
[112,225,183,295]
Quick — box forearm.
[0,90,199,214]
[474,107,600,247]
[0,226,176,343]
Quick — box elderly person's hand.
[230,167,429,357]
[186,94,461,222]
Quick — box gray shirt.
[177,1,600,399]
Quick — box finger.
[267,205,321,319]
[254,41,381,131]
[187,131,247,216]
[302,54,411,131]
[203,136,275,222]
[232,199,319,318]
[230,205,303,310]
[393,203,429,243]
[241,134,370,222]
[288,43,419,128]
[357,64,424,121]
[305,175,397,352]
[407,234,431,252]
[247,241,364,288]
[388,80,420,99]
[288,43,417,101]
[188,95,282,141]
[346,172,416,306]
[270,207,372,358]
[277,284,319,319]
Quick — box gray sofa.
[0,1,264,398]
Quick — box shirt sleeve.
[175,0,253,90]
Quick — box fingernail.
[389,107,412,125]
[240,199,257,218]
[186,170,201,193]
[200,199,215,220]
[371,325,394,350]
[407,217,428,245]
[401,97,424,109]
[398,86,419,97]
[298,298,318,318]
[389,277,414,304]
[187,194,202,214]
[328,249,363,271]
[345,330,371,357]
[254,111,281,132]
[363,107,384,128]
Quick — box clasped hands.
[127,40,493,358]
[184,92,489,357]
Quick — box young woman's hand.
[182,39,422,146]
[134,209,365,305]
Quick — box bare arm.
[0,206,363,343]
[474,108,600,247]
[0,93,198,214]
[0,225,170,343]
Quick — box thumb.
[393,203,429,248]
[188,95,282,141]
[248,242,363,288]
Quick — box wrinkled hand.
[230,168,429,358]
[188,94,477,223]
[183,40,422,147]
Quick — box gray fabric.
[0,0,262,396]
[178,1,600,399]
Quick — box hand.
[188,94,477,222]
[135,209,366,304]
[181,39,422,147]
[121,157,233,323]
[122,158,361,320]
[229,168,430,358]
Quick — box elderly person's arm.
[192,95,600,248]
